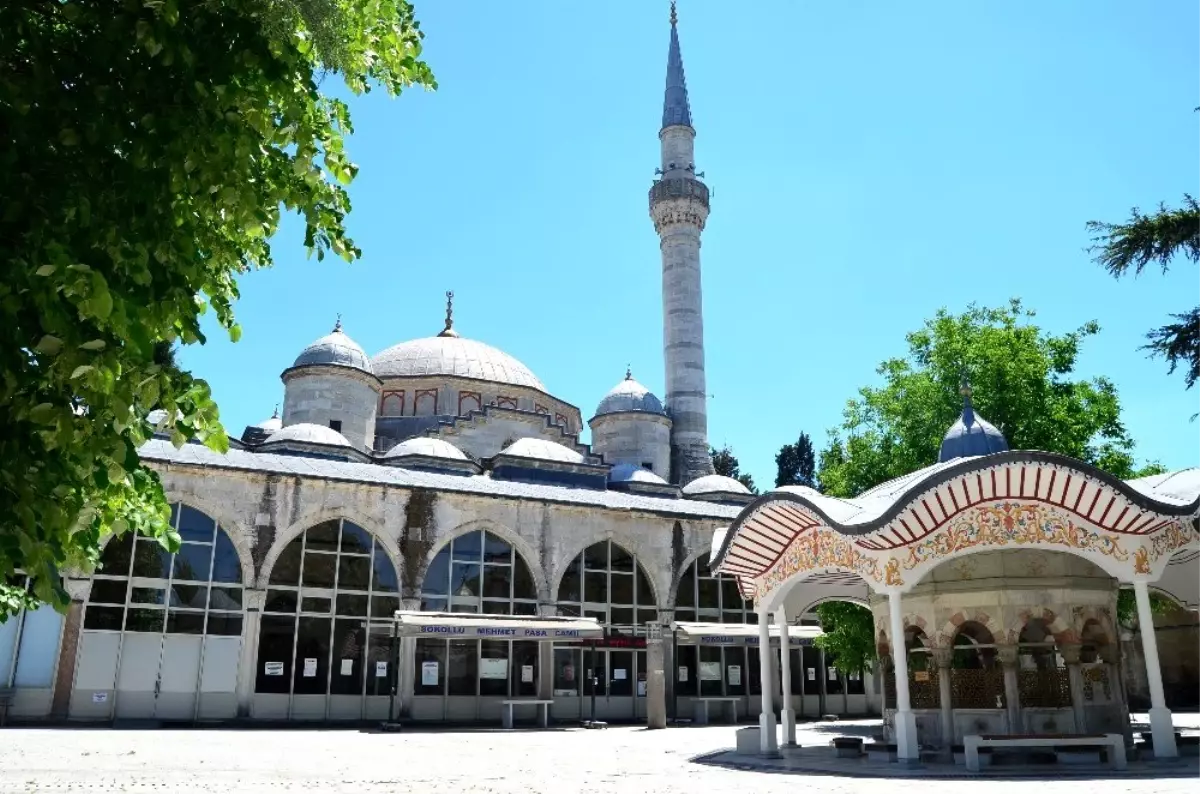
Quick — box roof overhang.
[671,621,822,646]
[393,611,603,641]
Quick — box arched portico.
[711,452,1200,760]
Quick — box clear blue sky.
[183,0,1200,489]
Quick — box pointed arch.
[257,507,400,591]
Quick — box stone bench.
[964,733,1126,772]
[693,697,739,726]
[831,737,863,758]
[500,699,553,730]
[864,742,896,763]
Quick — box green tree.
[815,601,876,674]
[817,300,1164,499]
[0,0,434,617]
[1115,588,1177,629]
[711,445,757,494]
[774,432,817,489]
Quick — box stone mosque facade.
[1,11,818,726]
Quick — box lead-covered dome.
[682,474,752,496]
[498,437,584,464]
[264,423,352,448]
[594,370,665,418]
[938,381,1009,463]
[373,336,544,391]
[293,319,373,374]
[608,463,668,485]
[383,437,469,461]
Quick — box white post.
[757,614,779,755]
[775,608,796,746]
[1133,581,1177,758]
[887,591,920,761]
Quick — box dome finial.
[438,290,460,338]
[670,0,677,27]
[272,404,279,419]
[332,313,343,333]
[625,363,632,380]
[959,374,973,404]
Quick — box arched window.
[1079,619,1112,703]
[1017,618,1071,708]
[84,503,244,636]
[415,529,540,698]
[948,622,1003,709]
[256,519,399,701]
[673,553,757,700]
[0,573,64,690]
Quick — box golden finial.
[438,291,459,338]
[670,1,677,26]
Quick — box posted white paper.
[303,658,318,677]
[264,661,285,677]
[613,668,627,681]
[699,661,721,681]
[807,668,816,681]
[727,665,742,686]
[92,691,108,703]
[375,661,388,678]
[480,658,508,680]
[521,665,534,683]
[340,658,354,676]
[421,661,439,686]
[678,666,689,682]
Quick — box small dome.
[498,437,584,464]
[255,407,282,433]
[383,437,469,461]
[938,381,1009,462]
[682,474,752,496]
[608,463,668,485]
[293,319,373,374]
[264,423,352,448]
[594,369,665,418]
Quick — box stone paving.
[0,714,1195,793]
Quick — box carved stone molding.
[63,578,92,602]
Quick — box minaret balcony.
[648,177,710,212]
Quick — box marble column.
[756,616,779,755]
[50,578,91,718]
[658,610,675,721]
[1060,643,1088,733]
[932,647,954,748]
[886,592,919,761]
[1133,580,1177,758]
[645,623,667,729]
[236,588,267,718]
[997,644,1021,733]
[775,609,796,745]
[817,646,828,717]
[398,597,421,719]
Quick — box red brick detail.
[413,389,438,416]
[495,395,518,410]
[380,390,405,417]
[458,391,482,415]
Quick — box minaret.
[650,2,713,485]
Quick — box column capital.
[1058,642,1083,666]
[931,647,954,670]
[63,577,92,602]
[243,588,267,611]
[996,643,1020,668]
[402,597,422,611]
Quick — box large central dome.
[372,336,546,391]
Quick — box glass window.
[447,640,478,696]
[511,641,538,697]
[479,640,509,697]
[177,505,215,543]
[371,553,399,593]
[256,615,296,694]
[337,556,371,591]
[211,533,241,583]
[451,531,482,562]
[132,540,171,578]
[330,620,365,695]
[304,521,340,554]
[365,628,395,697]
[167,610,205,635]
[207,614,243,636]
[99,534,134,576]
[293,616,332,695]
[340,522,373,555]
[90,579,128,605]
[557,541,654,634]
[423,550,450,596]
[415,638,446,695]
[173,544,212,582]
[676,644,698,696]
[301,552,337,589]
[553,647,580,696]
[270,541,303,586]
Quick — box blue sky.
[183,0,1199,489]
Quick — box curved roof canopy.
[711,451,1200,604]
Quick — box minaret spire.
[662,2,692,130]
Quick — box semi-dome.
[593,369,665,418]
[939,381,1009,463]
[264,423,352,448]
[373,336,544,391]
[682,474,752,496]
[383,437,469,461]
[608,463,668,485]
[293,319,373,374]
[498,437,584,464]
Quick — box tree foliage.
[710,445,757,494]
[814,600,876,674]
[1115,587,1178,629]
[774,432,816,489]
[0,0,434,617]
[817,300,1163,499]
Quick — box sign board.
[727,665,742,686]
[264,661,285,677]
[421,661,439,686]
[302,658,318,678]
[480,658,508,680]
[521,665,534,683]
[678,666,689,682]
[699,662,722,682]
[404,623,598,640]
[613,668,627,681]
[92,691,108,703]
[914,670,930,682]
[807,668,816,681]
[340,658,354,676]
[375,661,388,678]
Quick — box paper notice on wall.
[264,661,285,677]
[807,668,816,681]
[92,691,108,703]
[678,666,689,682]
[827,666,837,681]
[303,658,318,678]
[375,661,388,678]
[727,665,742,686]
[849,670,861,681]
[699,662,722,682]
[421,661,439,686]
[340,658,354,676]
[613,668,627,681]
[521,665,534,683]
[637,679,647,697]
[480,658,508,680]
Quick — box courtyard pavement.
[0,713,1195,793]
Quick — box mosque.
[0,8,1195,751]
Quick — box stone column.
[398,598,421,719]
[1099,643,1133,745]
[236,588,267,718]
[932,647,954,748]
[797,644,807,717]
[645,623,667,729]
[997,644,1021,733]
[659,609,675,721]
[886,591,919,761]
[775,609,796,745]
[756,616,779,755]
[1059,643,1088,733]
[1133,580,1177,758]
[50,578,91,718]
[817,646,828,717]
